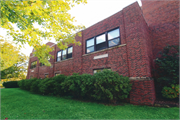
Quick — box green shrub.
[92,69,132,103]
[18,79,26,89]
[161,84,179,99]
[155,45,179,85]
[30,79,41,94]
[24,78,37,91]
[61,73,82,98]
[38,75,67,95]
[3,81,19,88]
[79,74,95,99]
[52,74,67,96]
[38,78,54,95]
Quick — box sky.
[0,0,142,56]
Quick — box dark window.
[86,28,120,53]
[93,68,111,74]
[67,46,73,59]
[40,63,45,66]
[86,38,94,53]
[57,46,73,62]
[45,74,49,78]
[55,73,60,76]
[30,61,37,69]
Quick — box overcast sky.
[0,0,142,56]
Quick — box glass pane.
[108,28,120,40]
[57,57,61,61]
[67,53,72,59]
[57,51,61,57]
[96,34,105,44]
[62,49,66,55]
[87,46,94,53]
[87,38,94,47]
[108,38,120,47]
[96,42,107,51]
[62,55,66,60]
[68,47,73,54]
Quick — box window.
[62,49,67,60]
[67,47,73,59]
[93,68,111,74]
[40,63,45,66]
[57,46,73,62]
[30,61,37,69]
[86,28,120,53]
[86,38,94,53]
[96,34,107,51]
[45,74,49,78]
[108,28,120,47]
[57,51,61,61]
[55,73,60,76]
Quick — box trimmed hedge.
[92,69,132,103]
[18,71,132,103]
[3,81,19,88]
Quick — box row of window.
[86,28,120,53]
[30,28,120,68]
[57,46,73,62]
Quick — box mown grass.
[1,88,179,119]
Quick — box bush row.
[18,70,132,103]
[2,81,19,88]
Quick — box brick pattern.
[130,79,156,105]
[141,0,179,62]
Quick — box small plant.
[161,84,179,99]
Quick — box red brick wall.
[141,0,179,61]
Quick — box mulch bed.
[154,98,179,108]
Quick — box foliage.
[30,79,41,94]
[18,79,26,89]
[0,0,87,66]
[61,73,82,98]
[2,81,19,88]
[18,71,131,104]
[52,74,67,96]
[38,75,66,96]
[154,45,179,85]
[0,37,28,79]
[79,74,95,99]
[92,69,132,103]
[161,84,179,99]
[18,78,37,90]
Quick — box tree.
[0,0,87,66]
[0,37,28,80]
[154,45,179,85]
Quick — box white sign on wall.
[94,54,108,60]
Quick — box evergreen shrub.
[92,69,132,103]
[3,81,19,88]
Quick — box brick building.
[26,0,179,105]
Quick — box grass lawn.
[1,88,179,119]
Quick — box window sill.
[83,44,126,56]
[55,57,73,64]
